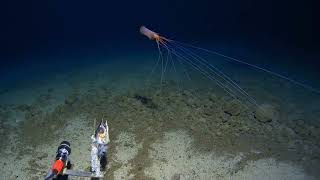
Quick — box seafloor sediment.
[0,58,319,179]
[0,79,319,180]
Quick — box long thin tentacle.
[171,42,257,105]
[173,49,241,101]
[163,43,242,102]
[156,41,165,86]
[157,39,258,108]
[163,42,182,90]
[171,40,320,94]
[167,40,257,105]
[162,41,259,106]
[145,45,162,85]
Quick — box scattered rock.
[295,119,305,127]
[216,131,222,137]
[134,94,151,105]
[16,104,31,112]
[203,99,213,108]
[37,153,48,160]
[310,126,320,138]
[221,113,230,123]
[208,93,217,102]
[241,125,250,132]
[203,107,213,116]
[223,100,242,116]
[199,118,206,123]
[255,104,279,123]
[182,90,192,97]
[134,94,157,109]
[171,173,181,180]
[293,125,310,137]
[287,119,315,138]
[186,98,196,107]
[64,94,79,105]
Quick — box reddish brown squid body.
[140,26,169,45]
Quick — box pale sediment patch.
[113,164,135,180]
[60,115,93,171]
[144,130,243,179]
[0,115,93,179]
[113,132,142,180]
[0,131,60,179]
[145,130,314,180]
[231,158,315,180]
[0,132,29,179]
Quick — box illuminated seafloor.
[0,49,319,180]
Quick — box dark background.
[1,0,319,65]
